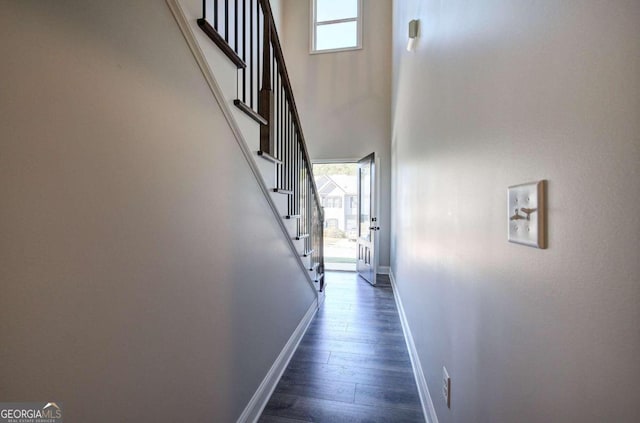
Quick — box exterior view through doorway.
[313,155,379,282]
[312,162,359,271]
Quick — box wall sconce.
[407,19,420,51]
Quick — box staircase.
[168,0,325,297]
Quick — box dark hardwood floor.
[259,272,425,423]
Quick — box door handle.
[369,226,380,231]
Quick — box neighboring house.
[315,175,357,236]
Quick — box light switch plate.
[508,180,547,248]
[443,366,451,408]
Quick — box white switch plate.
[508,180,547,249]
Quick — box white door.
[356,153,378,285]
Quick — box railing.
[198,0,325,291]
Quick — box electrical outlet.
[443,366,451,408]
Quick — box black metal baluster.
[298,138,301,218]
[256,0,261,113]
[234,0,238,52]
[293,130,297,216]
[287,107,295,193]
[224,0,229,41]
[276,70,284,186]
[291,115,294,200]
[249,0,253,108]
[289,109,293,215]
[309,172,312,254]
[283,96,287,191]
[273,61,278,187]
[284,84,287,194]
[299,139,302,219]
[308,177,311,253]
[280,77,284,188]
[301,161,305,249]
[289,108,293,216]
[277,71,282,188]
[254,2,259,113]
[279,76,284,189]
[296,142,299,221]
[242,0,247,103]
[306,164,309,252]
[300,158,302,222]
[284,103,289,210]
[214,0,218,30]
[302,167,305,242]
[296,140,302,220]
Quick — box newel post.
[259,1,275,154]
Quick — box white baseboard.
[378,266,390,275]
[237,299,318,423]
[389,270,439,423]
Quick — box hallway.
[259,272,425,422]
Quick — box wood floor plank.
[289,348,331,365]
[259,272,425,422]
[328,351,414,373]
[283,361,416,387]
[258,414,310,423]
[346,321,403,332]
[345,324,405,338]
[275,376,356,403]
[315,313,402,326]
[307,320,348,331]
[354,382,422,411]
[263,393,424,423]
[298,339,409,360]
[302,328,406,345]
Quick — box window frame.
[324,196,343,208]
[310,0,363,54]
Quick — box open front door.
[356,153,378,285]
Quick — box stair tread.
[234,100,267,125]
[197,19,246,69]
[257,150,283,165]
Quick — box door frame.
[312,158,360,272]
[356,152,380,285]
[311,157,380,278]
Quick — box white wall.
[280,0,393,267]
[391,0,640,422]
[270,0,283,33]
[0,1,316,421]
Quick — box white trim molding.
[310,0,363,54]
[378,266,390,275]
[389,269,439,423]
[237,300,318,422]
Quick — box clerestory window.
[311,0,362,53]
